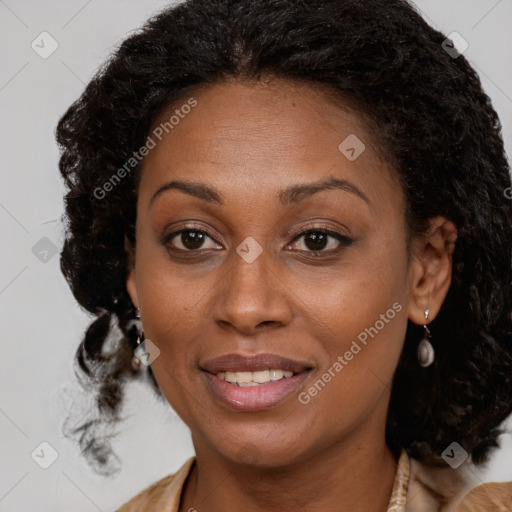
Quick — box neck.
[180,434,398,512]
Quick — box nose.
[211,242,293,335]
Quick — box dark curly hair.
[55,0,512,476]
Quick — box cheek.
[297,295,408,440]
[133,238,217,373]
[301,228,410,400]
[301,227,409,345]
[135,220,211,321]
[136,262,209,422]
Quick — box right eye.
[161,227,223,252]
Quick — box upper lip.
[201,353,312,374]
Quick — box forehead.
[139,79,403,215]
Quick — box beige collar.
[386,448,480,512]
[387,449,410,511]
[405,454,477,512]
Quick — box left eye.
[287,229,352,253]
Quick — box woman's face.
[127,79,416,466]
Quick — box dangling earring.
[417,309,435,367]
[132,306,145,370]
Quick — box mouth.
[200,353,313,411]
[215,369,294,386]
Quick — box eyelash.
[160,224,353,256]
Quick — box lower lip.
[203,371,310,412]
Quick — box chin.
[209,431,312,469]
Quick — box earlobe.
[126,268,139,307]
[407,216,458,325]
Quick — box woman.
[55,0,512,510]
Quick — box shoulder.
[116,456,196,512]
[116,473,175,511]
[407,454,512,512]
[454,481,512,511]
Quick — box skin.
[126,78,457,512]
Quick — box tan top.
[116,450,512,511]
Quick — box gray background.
[1,1,511,510]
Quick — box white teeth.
[216,369,294,385]
[233,371,252,383]
[252,370,270,383]
[270,369,285,381]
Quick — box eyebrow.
[149,176,370,207]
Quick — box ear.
[125,235,139,307]
[407,216,458,325]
